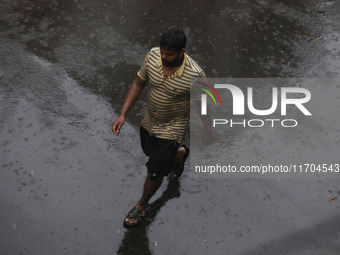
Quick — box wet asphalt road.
[1,0,340,254]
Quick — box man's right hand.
[112,115,126,136]
[111,76,147,136]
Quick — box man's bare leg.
[168,146,187,179]
[125,147,186,225]
[125,171,162,225]
[174,146,186,165]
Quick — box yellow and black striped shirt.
[137,47,206,143]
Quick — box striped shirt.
[137,47,206,143]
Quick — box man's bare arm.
[112,76,147,136]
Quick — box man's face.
[160,46,184,67]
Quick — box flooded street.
[1,0,340,254]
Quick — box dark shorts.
[140,126,180,180]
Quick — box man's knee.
[148,170,164,181]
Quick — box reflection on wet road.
[1,0,339,254]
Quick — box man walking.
[112,28,206,227]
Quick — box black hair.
[159,28,186,52]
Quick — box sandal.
[169,144,190,180]
[123,205,149,228]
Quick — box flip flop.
[169,144,190,180]
[123,205,149,228]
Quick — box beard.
[162,55,180,67]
